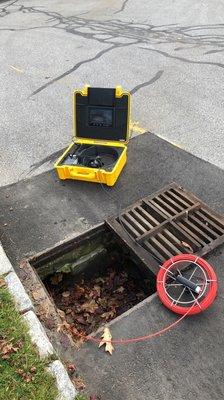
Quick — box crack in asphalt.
[114,0,130,14]
[140,46,224,69]
[130,70,164,94]
[1,4,224,49]
[1,3,224,95]
[30,41,136,96]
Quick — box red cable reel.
[157,254,218,315]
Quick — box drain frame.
[106,182,224,272]
[21,183,224,354]
[23,222,156,346]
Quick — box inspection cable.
[62,151,218,345]
[74,301,197,345]
[64,171,217,346]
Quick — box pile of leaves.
[46,263,147,337]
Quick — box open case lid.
[73,86,131,143]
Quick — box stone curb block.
[23,310,54,358]
[5,271,33,312]
[0,245,77,395]
[48,360,77,400]
[0,245,13,275]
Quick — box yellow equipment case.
[55,85,131,186]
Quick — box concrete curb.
[23,310,54,358]
[0,245,13,275]
[5,271,33,313]
[48,360,77,400]
[0,244,78,400]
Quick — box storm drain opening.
[28,183,224,347]
[30,224,156,338]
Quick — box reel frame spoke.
[156,254,218,315]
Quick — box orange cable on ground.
[78,302,196,345]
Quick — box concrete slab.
[1,133,224,266]
[0,133,224,399]
[75,248,224,400]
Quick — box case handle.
[68,169,96,180]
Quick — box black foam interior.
[61,143,124,171]
[75,87,129,141]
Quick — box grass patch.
[0,284,58,400]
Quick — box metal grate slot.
[188,215,218,239]
[165,190,190,209]
[173,221,205,247]
[181,218,212,243]
[159,193,183,212]
[199,208,224,231]
[195,210,224,234]
[142,201,167,222]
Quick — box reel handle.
[175,275,201,294]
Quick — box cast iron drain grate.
[106,183,224,271]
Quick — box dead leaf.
[99,327,114,355]
[74,315,88,325]
[73,284,85,300]
[89,285,101,299]
[95,277,105,284]
[101,309,116,320]
[30,366,36,373]
[180,241,193,253]
[16,340,23,349]
[0,340,19,359]
[36,299,51,319]
[81,299,98,314]
[97,298,108,308]
[66,363,76,374]
[57,308,66,319]
[57,320,71,333]
[24,375,32,383]
[62,291,70,298]
[46,257,149,342]
[72,376,85,391]
[0,278,6,288]
[19,259,28,269]
[115,286,125,294]
[50,273,63,285]
[32,289,43,301]
[17,368,24,375]
[17,369,33,383]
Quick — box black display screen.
[88,107,114,127]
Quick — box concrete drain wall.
[30,223,156,338]
[13,223,157,394]
[0,222,158,397]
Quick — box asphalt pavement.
[1,1,224,399]
[1,133,224,399]
[1,0,224,186]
